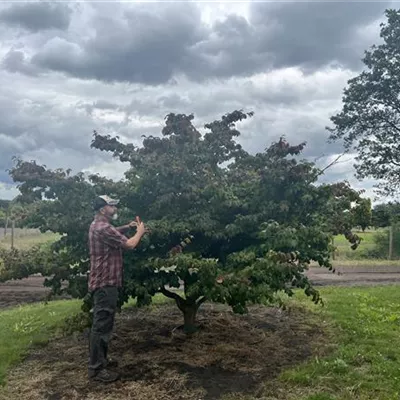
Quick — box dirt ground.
[0,276,51,309]
[0,303,329,400]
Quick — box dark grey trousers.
[88,286,118,373]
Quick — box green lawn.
[333,229,380,260]
[280,285,400,400]
[0,231,60,250]
[0,299,81,385]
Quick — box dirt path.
[0,276,50,309]
[1,266,400,309]
[307,266,400,287]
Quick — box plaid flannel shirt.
[88,215,128,292]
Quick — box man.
[88,194,147,383]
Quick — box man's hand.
[123,216,149,250]
[132,216,150,236]
[128,220,138,229]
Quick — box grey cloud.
[0,94,110,185]
[250,1,390,71]
[0,2,72,32]
[2,2,390,85]
[30,3,205,85]
[185,1,389,80]
[2,49,40,76]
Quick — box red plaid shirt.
[88,215,128,292]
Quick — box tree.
[353,198,372,231]
[3,111,368,333]
[372,202,400,228]
[327,9,400,196]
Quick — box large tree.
[327,9,400,196]
[2,111,366,332]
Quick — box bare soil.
[0,303,329,400]
[306,266,400,287]
[0,276,50,309]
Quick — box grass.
[0,299,81,385]
[332,229,381,260]
[0,231,60,250]
[279,285,400,400]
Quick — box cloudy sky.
[0,0,396,202]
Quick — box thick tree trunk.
[159,287,206,334]
[182,303,198,334]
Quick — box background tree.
[327,9,400,196]
[352,198,372,232]
[372,202,400,228]
[2,111,369,333]
[370,202,400,259]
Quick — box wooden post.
[389,225,393,260]
[4,217,8,237]
[11,220,15,250]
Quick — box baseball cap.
[93,195,120,211]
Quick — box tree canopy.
[327,9,400,196]
[372,202,400,227]
[2,111,368,332]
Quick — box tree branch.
[160,286,185,308]
[196,296,207,309]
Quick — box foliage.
[0,210,5,227]
[372,202,400,227]
[373,224,400,259]
[327,9,400,196]
[3,111,369,332]
[352,198,372,231]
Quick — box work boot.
[89,368,120,383]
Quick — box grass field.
[279,285,400,400]
[0,299,81,385]
[0,231,60,250]
[332,229,382,260]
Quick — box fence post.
[11,220,15,249]
[389,225,393,260]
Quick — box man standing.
[88,195,147,383]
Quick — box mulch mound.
[1,303,330,400]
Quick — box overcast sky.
[0,1,395,202]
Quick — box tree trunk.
[159,287,206,335]
[182,303,198,334]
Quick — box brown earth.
[0,303,329,400]
[0,276,50,309]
